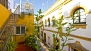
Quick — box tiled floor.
[15,42,34,51]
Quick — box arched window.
[52,16,55,26]
[45,20,47,27]
[48,18,50,26]
[73,8,86,24]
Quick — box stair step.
[9,20,13,22]
[0,35,7,40]
[7,25,11,27]
[0,40,4,43]
[8,22,13,24]
[10,19,13,21]
[7,23,13,26]
[0,40,4,50]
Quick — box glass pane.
[74,19,79,23]
[74,16,79,20]
[80,9,84,12]
[80,12,85,15]
[53,20,55,25]
[74,14,78,17]
[45,21,47,24]
[48,19,50,26]
[41,31,43,37]
[80,15,86,18]
[16,27,20,34]
[81,18,86,22]
[75,10,79,14]
[21,26,25,34]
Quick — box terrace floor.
[15,42,34,51]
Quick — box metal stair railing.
[0,5,20,51]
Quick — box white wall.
[40,0,91,51]
[68,36,91,51]
[62,0,91,50]
[43,9,60,31]
[43,30,54,47]
[62,0,91,38]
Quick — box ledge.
[14,34,25,36]
[73,24,86,29]
[44,29,91,42]
[40,42,49,51]
[36,36,49,51]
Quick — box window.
[73,8,86,24]
[53,38,60,50]
[56,39,59,50]
[16,26,26,35]
[16,27,20,34]
[42,21,43,26]
[38,26,40,32]
[41,31,43,37]
[45,20,47,27]
[52,16,55,26]
[48,18,50,26]
[48,37,50,45]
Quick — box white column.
[20,0,22,13]
[47,0,49,9]
[42,3,44,12]
[32,0,34,6]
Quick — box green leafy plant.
[20,12,25,19]
[49,15,76,51]
[7,39,17,51]
[25,9,44,51]
[28,12,32,16]
[25,33,36,49]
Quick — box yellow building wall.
[0,4,11,29]
[14,15,34,43]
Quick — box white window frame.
[15,25,26,35]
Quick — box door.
[53,38,60,50]
[44,33,46,42]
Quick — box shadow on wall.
[63,11,70,17]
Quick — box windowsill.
[14,34,25,36]
[52,25,56,27]
[73,24,86,29]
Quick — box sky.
[14,0,56,14]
